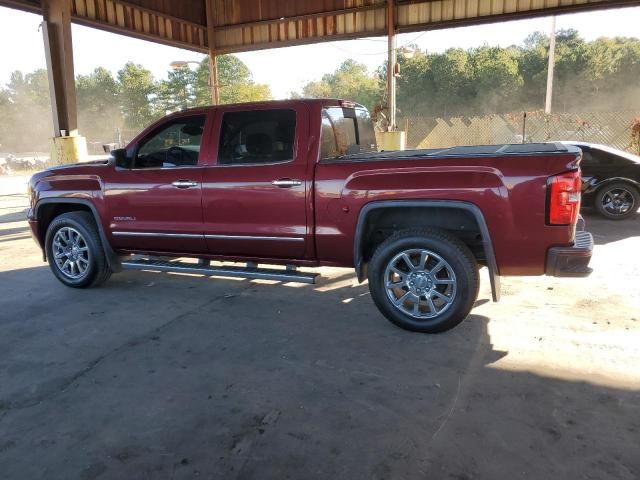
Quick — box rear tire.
[594,183,639,220]
[367,228,479,333]
[45,211,112,288]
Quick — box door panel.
[104,113,211,253]
[105,168,205,252]
[202,106,309,259]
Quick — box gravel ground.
[1,174,639,480]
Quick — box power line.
[326,30,429,56]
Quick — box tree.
[2,31,640,156]
[76,67,120,144]
[429,48,473,116]
[552,29,590,111]
[519,32,549,108]
[193,55,272,105]
[117,62,158,131]
[300,59,383,111]
[77,67,118,114]
[0,70,53,152]
[469,46,523,112]
[395,48,435,116]
[157,65,198,112]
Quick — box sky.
[1,5,640,99]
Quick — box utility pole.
[545,16,556,114]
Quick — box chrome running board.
[121,258,319,284]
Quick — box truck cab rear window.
[218,109,296,165]
[321,107,376,161]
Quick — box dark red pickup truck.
[27,99,593,333]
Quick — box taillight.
[548,170,582,225]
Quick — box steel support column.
[205,0,220,105]
[387,0,397,131]
[41,0,77,137]
[545,16,557,114]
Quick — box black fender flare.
[34,198,122,272]
[584,177,640,197]
[353,200,501,302]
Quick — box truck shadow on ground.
[0,227,30,243]
[0,265,638,480]
[0,207,27,222]
[582,209,640,245]
[0,213,30,243]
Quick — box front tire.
[45,211,111,288]
[367,229,479,333]
[594,183,639,220]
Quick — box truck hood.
[29,159,111,188]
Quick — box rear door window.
[217,109,296,165]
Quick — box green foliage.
[296,30,640,118]
[157,65,198,112]
[117,62,158,130]
[192,55,273,106]
[77,67,118,114]
[632,118,640,155]
[215,55,272,104]
[0,69,53,153]
[302,59,383,111]
[470,46,523,106]
[76,67,120,146]
[1,32,639,154]
[0,54,271,153]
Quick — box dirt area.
[1,174,639,479]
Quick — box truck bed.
[324,143,574,163]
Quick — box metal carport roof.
[2,0,639,54]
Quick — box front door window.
[135,116,206,169]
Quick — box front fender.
[34,198,122,272]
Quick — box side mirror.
[102,143,118,153]
[110,148,130,169]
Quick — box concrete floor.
[1,175,639,480]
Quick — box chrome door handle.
[272,178,302,188]
[172,180,198,188]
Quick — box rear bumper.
[546,231,594,277]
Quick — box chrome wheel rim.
[602,188,635,216]
[52,227,90,280]
[384,249,457,320]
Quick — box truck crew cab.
[28,99,593,333]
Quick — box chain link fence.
[397,111,640,155]
[87,111,640,156]
[84,127,141,155]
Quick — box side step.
[121,258,319,284]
